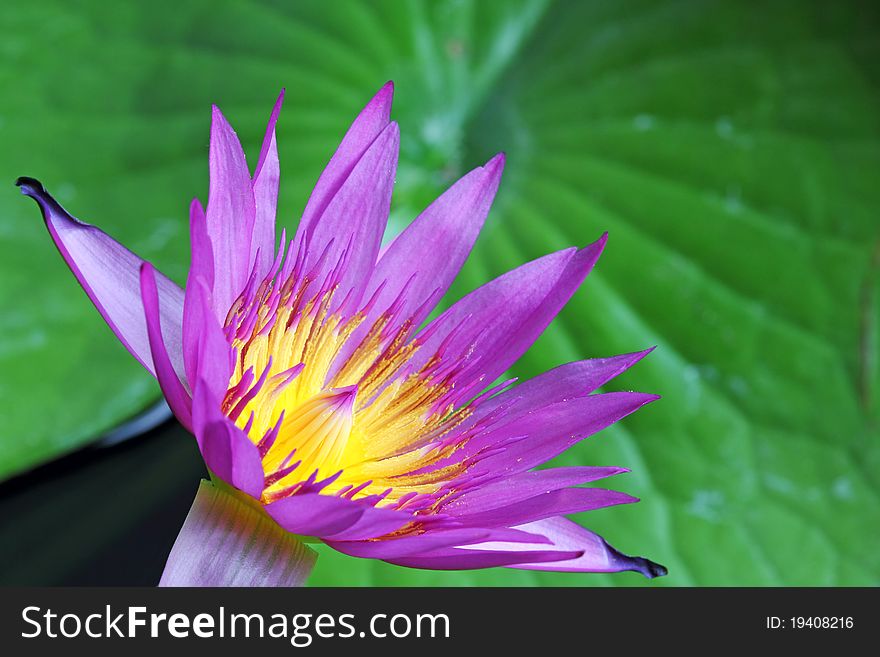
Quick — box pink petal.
[140,263,193,428]
[447,487,639,528]
[411,235,607,408]
[295,122,399,315]
[369,152,504,327]
[503,517,668,577]
[330,153,505,378]
[183,274,233,402]
[386,547,584,571]
[205,105,257,322]
[442,466,629,515]
[264,493,412,541]
[191,378,265,499]
[250,90,284,281]
[471,392,660,475]
[327,526,547,560]
[476,348,654,421]
[17,177,186,383]
[292,82,394,255]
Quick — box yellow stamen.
[225,280,472,506]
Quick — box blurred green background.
[1,0,878,586]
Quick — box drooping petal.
[497,517,668,577]
[442,466,629,515]
[250,89,284,280]
[140,263,192,429]
[411,235,607,408]
[160,479,317,587]
[205,105,257,322]
[385,547,584,571]
[296,122,399,315]
[264,493,412,541]
[17,177,186,382]
[293,82,394,254]
[191,379,264,499]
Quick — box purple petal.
[295,122,399,315]
[412,235,607,407]
[187,197,213,289]
[17,177,185,382]
[412,390,657,482]
[442,466,629,515]
[140,263,193,428]
[386,547,584,571]
[448,487,639,528]
[184,198,213,390]
[191,379,264,499]
[250,90,283,281]
[367,154,504,327]
[329,153,505,378]
[466,392,659,476]
[475,348,654,421]
[327,526,547,560]
[183,274,233,401]
[205,105,257,322]
[159,479,317,587]
[264,493,411,541]
[293,82,394,255]
[503,517,668,577]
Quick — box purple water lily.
[18,82,665,586]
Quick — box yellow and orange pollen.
[222,274,472,508]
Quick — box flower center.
[220,250,475,507]
[262,386,356,482]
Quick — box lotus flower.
[18,82,666,586]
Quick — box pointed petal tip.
[366,81,395,117]
[16,177,65,222]
[16,177,49,215]
[15,176,44,194]
[485,152,506,172]
[576,232,609,261]
[620,345,656,368]
[332,383,358,398]
[603,535,668,579]
[16,177,65,231]
[480,153,506,184]
[378,120,401,150]
[211,104,232,127]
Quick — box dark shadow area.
[0,421,206,585]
